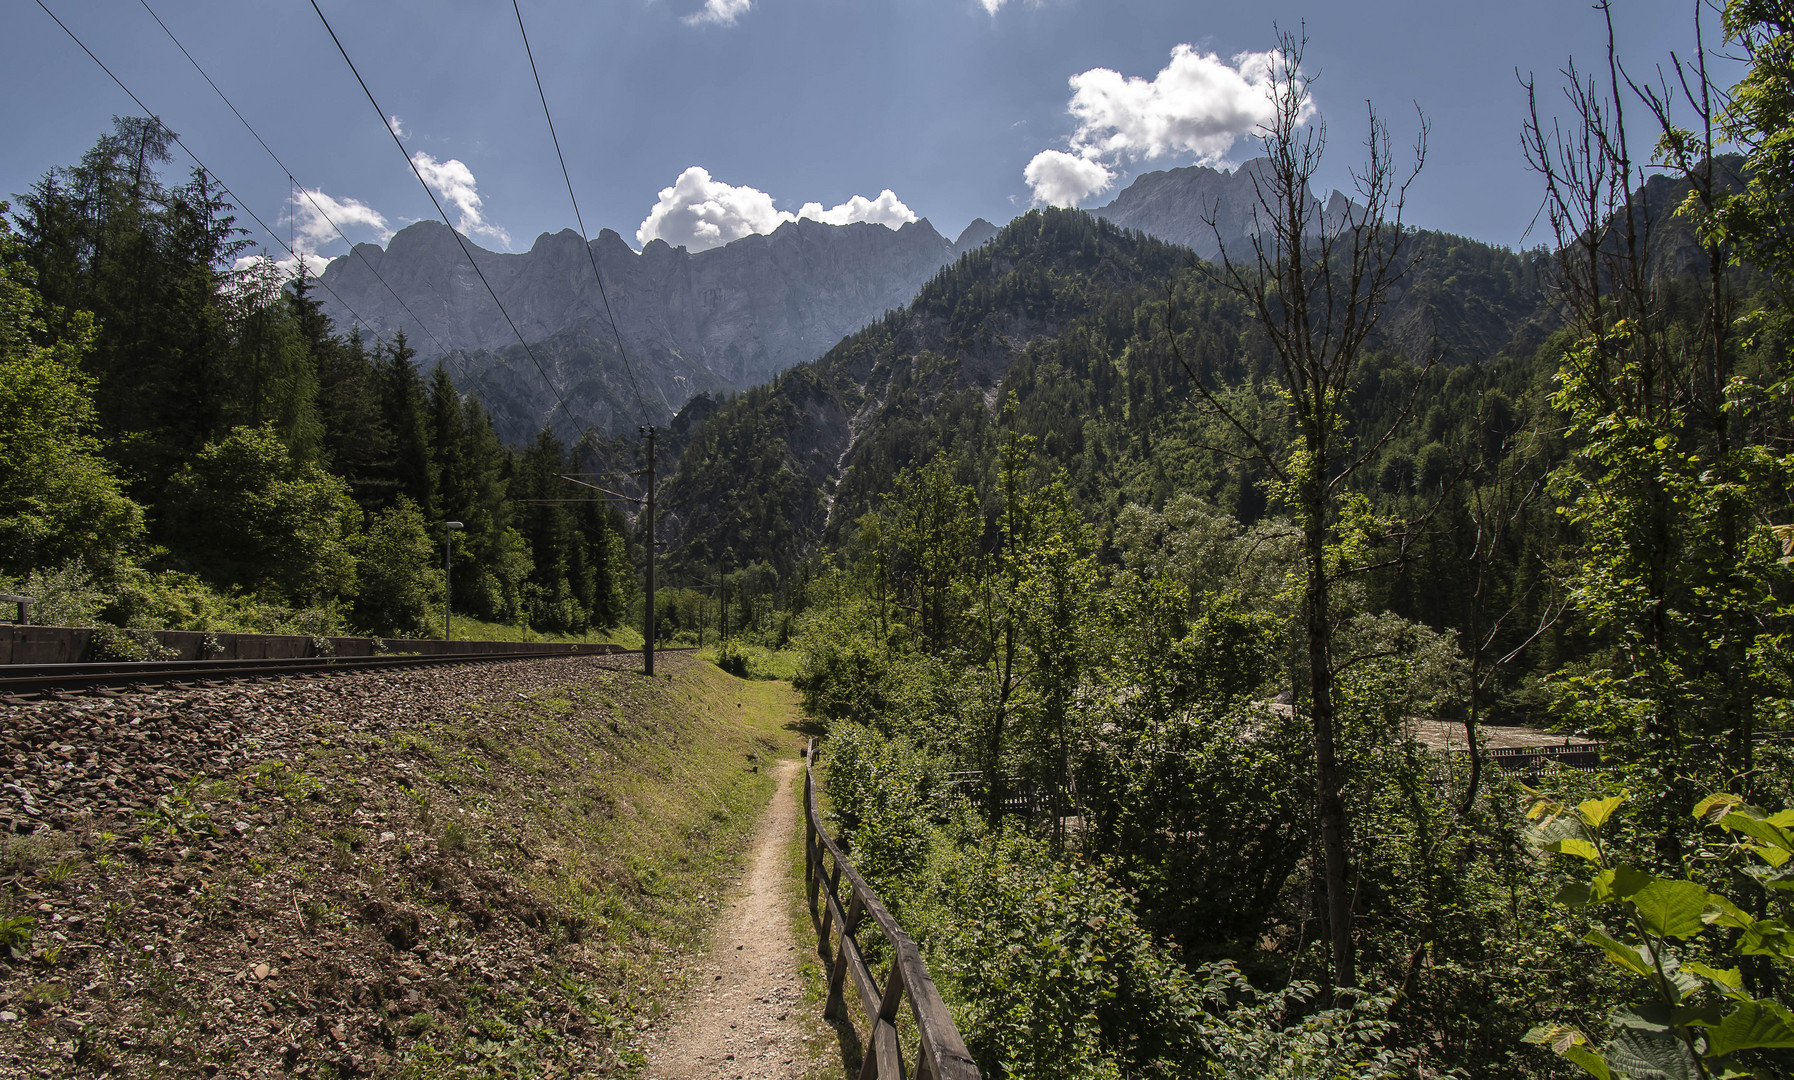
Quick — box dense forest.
[0,118,635,644]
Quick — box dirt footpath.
[642,758,825,1079]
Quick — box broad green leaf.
[1549,837,1604,863]
[1612,1005,1672,1033]
[1591,865,1657,903]
[1526,1024,1614,1080]
[1750,842,1792,868]
[1767,808,1794,828]
[1562,1045,1616,1080]
[1683,961,1743,991]
[1706,1000,1794,1057]
[1585,929,1656,978]
[1606,1026,1701,1080]
[1557,881,1594,908]
[1739,918,1794,959]
[1671,1004,1725,1028]
[1630,880,1715,939]
[1718,811,1794,854]
[1700,894,1754,930]
[1579,794,1627,828]
[1695,793,1745,822]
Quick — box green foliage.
[84,624,177,662]
[0,208,144,578]
[715,639,750,677]
[930,833,1209,1079]
[353,496,445,636]
[0,559,109,626]
[1717,3,1794,290]
[821,722,1414,1080]
[1525,790,1794,1079]
[820,720,938,888]
[101,567,344,634]
[162,423,361,605]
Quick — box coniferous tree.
[316,326,389,500]
[376,331,436,513]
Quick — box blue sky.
[2,0,1729,266]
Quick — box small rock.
[252,963,270,980]
[379,831,395,843]
[0,1011,16,1022]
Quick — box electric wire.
[136,0,453,361]
[510,0,653,430]
[32,0,384,340]
[307,0,591,441]
[134,0,465,385]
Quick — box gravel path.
[642,759,820,1080]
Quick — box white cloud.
[797,190,917,229]
[977,0,1041,14]
[230,250,330,282]
[684,0,750,26]
[637,167,788,250]
[1024,43,1311,206]
[228,186,392,282]
[410,151,510,247]
[387,114,405,138]
[1023,150,1114,207]
[636,167,917,252]
[289,188,391,256]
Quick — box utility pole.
[639,425,656,676]
[444,521,464,641]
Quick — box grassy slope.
[0,655,804,1078]
[431,614,645,648]
[380,655,809,1076]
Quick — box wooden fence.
[942,772,1058,816]
[804,738,980,1080]
[1439,742,1606,773]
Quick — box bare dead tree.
[1166,26,1429,990]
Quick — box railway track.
[0,648,669,695]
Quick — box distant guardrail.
[804,737,980,1080]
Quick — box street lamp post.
[445,521,464,641]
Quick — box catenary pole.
[640,427,656,676]
[445,521,464,641]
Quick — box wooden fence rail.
[805,737,980,1080]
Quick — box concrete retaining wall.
[0,625,630,666]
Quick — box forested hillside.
[0,121,634,641]
[659,207,1552,564]
[656,202,1571,716]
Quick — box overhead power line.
[133,0,456,363]
[306,0,591,441]
[33,0,384,339]
[510,0,653,430]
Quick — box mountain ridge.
[316,215,972,442]
[654,206,1550,577]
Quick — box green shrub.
[716,640,750,678]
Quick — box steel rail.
[0,648,688,694]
